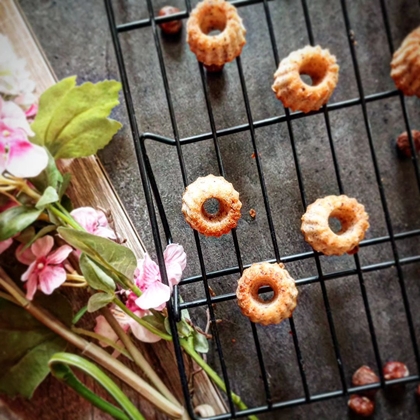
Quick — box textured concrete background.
[19,0,420,418]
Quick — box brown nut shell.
[396,130,420,157]
[301,195,369,256]
[186,0,246,66]
[182,174,242,237]
[383,361,409,380]
[348,395,375,417]
[352,366,379,398]
[158,6,183,35]
[236,262,298,326]
[391,27,420,97]
[272,45,339,113]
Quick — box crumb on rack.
[249,209,256,218]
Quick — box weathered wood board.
[0,0,225,418]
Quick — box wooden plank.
[0,0,226,418]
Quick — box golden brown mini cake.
[186,0,246,67]
[301,195,369,256]
[236,262,298,326]
[182,174,242,237]
[272,45,339,113]
[391,27,420,97]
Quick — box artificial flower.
[94,306,161,349]
[20,235,72,300]
[0,34,36,109]
[0,122,48,178]
[0,97,33,135]
[70,207,117,240]
[94,314,120,345]
[0,238,12,254]
[132,244,186,311]
[24,103,38,119]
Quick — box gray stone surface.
[19,0,420,418]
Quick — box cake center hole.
[203,198,220,215]
[208,29,222,36]
[300,73,313,86]
[200,11,227,35]
[258,286,275,303]
[329,217,343,234]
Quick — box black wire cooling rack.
[104,0,420,418]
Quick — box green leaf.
[141,315,168,336]
[29,150,63,192]
[0,293,72,398]
[49,353,145,420]
[164,317,192,338]
[22,224,57,251]
[31,77,122,159]
[36,186,59,209]
[0,206,42,241]
[87,293,114,313]
[192,330,209,354]
[79,254,116,293]
[50,360,130,420]
[179,296,191,322]
[31,76,77,145]
[59,173,72,199]
[58,228,136,282]
[15,226,36,244]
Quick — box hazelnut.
[348,395,375,417]
[158,6,182,35]
[383,361,409,380]
[352,365,379,398]
[396,130,420,158]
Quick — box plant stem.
[180,338,258,420]
[113,298,172,341]
[101,307,187,419]
[62,281,88,288]
[0,267,183,419]
[72,326,132,360]
[66,273,86,282]
[48,204,83,230]
[56,202,84,230]
[72,305,88,324]
[0,175,41,201]
[0,290,19,304]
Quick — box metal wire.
[104,0,420,418]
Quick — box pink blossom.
[0,97,33,136]
[20,235,72,300]
[0,35,37,110]
[0,123,48,178]
[25,103,38,119]
[0,199,17,212]
[131,244,186,311]
[15,242,36,265]
[70,207,116,240]
[94,306,161,350]
[0,238,12,254]
[94,314,120,346]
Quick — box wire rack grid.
[104,0,420,418]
